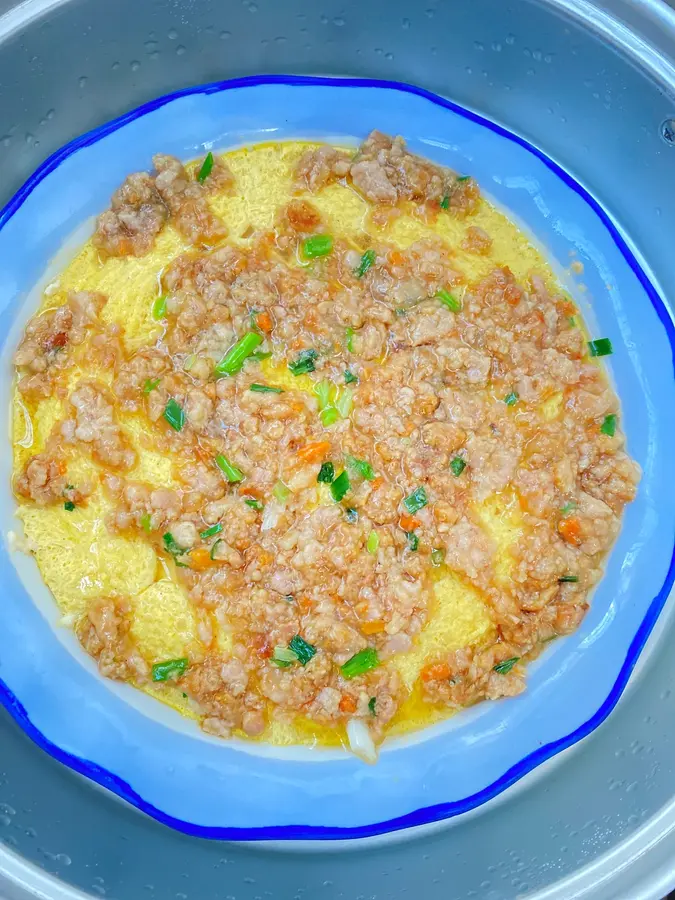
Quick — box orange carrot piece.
[558,516,582,546]
[189,547,216,571]
[339,694,358,714]
[421,662,451,682]
[361,620,386,635]
[399,513,420,532]
[297,441,331,462]
[256,311,273,333]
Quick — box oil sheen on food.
[11,135,640,759]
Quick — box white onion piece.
[261,501,282,532]
[16,397,34,449]
[347,717,378,764]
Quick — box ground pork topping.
[14,134,640,753]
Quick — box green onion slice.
[406,531,419,551]
[341,647,380,680]
[250,383,284,394]
[209,539,223,561]
[273,481,291,504]
[152,658,188,682]
[493,657,520,675]
[600,414,617,437]
[152,295,167,320]
[196,151,214,183]
[330,470,351,502]
[317,462,335,484]
[302,234,333,259]
[321,407,340,427]
[344,370,359,385]
[140,513,152,533]
[436,288,462,313]
[244,497,263,511]
[450,456,466,477]
[272,646,299,668]
[163,532,187,559]
[215,331,263,377]
[588,337,613,357]
[64,500,75,511]
[431,548,445,567]
[288,348,318,376]
[345,507,359,523]
[368,696,377,716]
[143,377,161,394]
[366,530,379,554]
[355,249,376,278]
[335,388,353,419]
[215,454,244,483]
[163,398,185,431]
[559,575,579,583]
[345,327,355,353]
[288,635,317,666]
[456,174,471,182]
[346,455,375,481]
[200,523,222,539]
[439,195,450,210]
[504,391,519,407]
[403,486,428,514]
[560,501,577,515]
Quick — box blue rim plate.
[0,75,673,842]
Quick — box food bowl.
[1,0,675,896]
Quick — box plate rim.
[1,72,674,842]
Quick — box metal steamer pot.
[1,0,675,897]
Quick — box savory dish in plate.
[11,131,640,762]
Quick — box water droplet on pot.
[220,30,231,39]
[661,118,675,145]
[168,28,178,39]
[130,60,141,70]
[176,45,186,55]
[78,76,87,88]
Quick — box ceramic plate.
[0,76,673,841]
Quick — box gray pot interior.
[1,0,675,898]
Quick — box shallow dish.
[0,75,673,841]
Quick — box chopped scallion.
[215,454,244,483]
[163,398,185,431]
[368,696,377,716]
[341,647,380,679]
[345,327,355,353]
[250,383,284,394]
[196,151,214,183]
[330,470,351,502]
[456,174,471,182]
[288,348,318,376]
[272,646,299,668]
[346,455,375,481]
[600,414,617,437]
[559,575,579,583]
[355,248,376,278]
[209,539,223,561]
[244,497,263,511]
[143,377,161,394]
[588,337,613,357]
[493,657,520,675]
[450,456,466,477]
[152,658,188,682]
[140,513,152,533]
[152,295,167,320]
[403,486,428,514]
[200,523,222,539]
[335,388,353,419]
[367,530,380,554]
[273,481,290,504]
[289,635,317,666]
[504,391,519,407]
[64,500,75,511]
[250,350,272,362]
[344,370,359,385]
[317,462,335,484]
[321,407,340,427]
[431,548,445,567]
[163,532,187,559]
[436,288,462,313]
[215,331,264,377]
[439,195,450,210]
[302,234,333,259]
[406,531,419,551]
[345,507,359,523]
[314,380,332,409]
[560,501,577,515]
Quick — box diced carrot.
[339,694,358,714]
[189,547,216,571]
[388,250,405,267]
[558,516,582,546]
[258,549,274,566]
[399,513,420,532]
[297,441,331,462]
[241,485,264,499]
[252,634,273,659]
[371,476,384,489]
[256,311,273,333]
[361,620,386,635]
[421,662,451,682]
